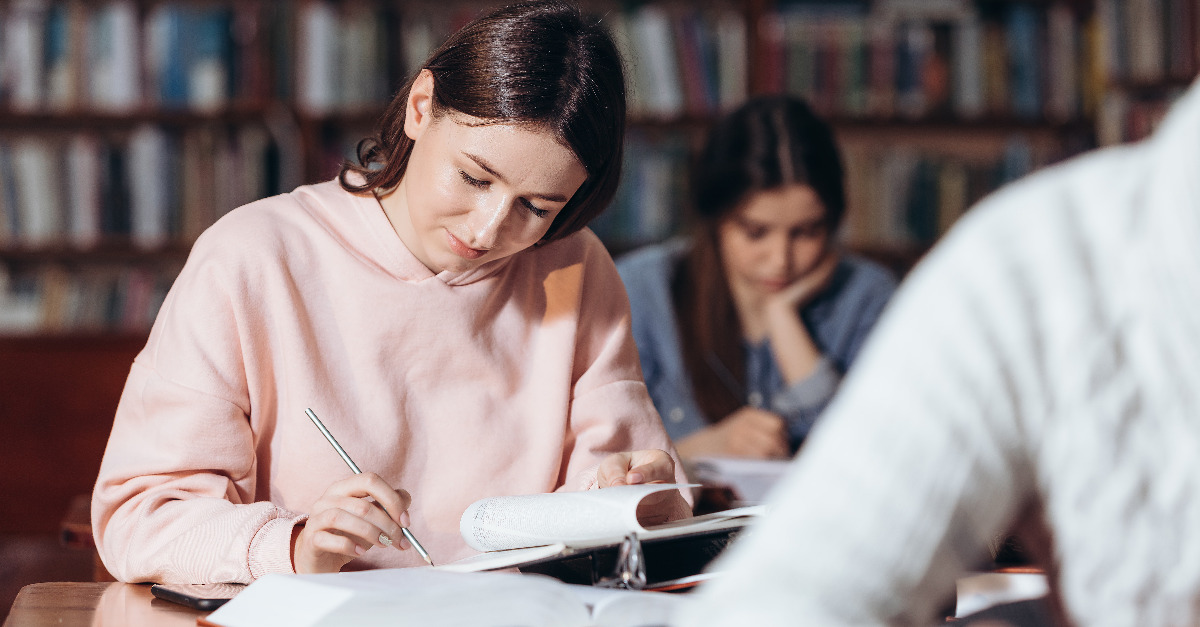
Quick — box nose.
[469,196,516,250]
[763,233,790,275]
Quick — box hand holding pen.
[291,408,434,574]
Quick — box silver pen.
[304,407,434,566]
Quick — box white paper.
[205,569,592,627]
[690,456,791,504]
[955,571,1049,617]
[459,484,692,552]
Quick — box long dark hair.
[339,0,626,243]
[675,95,845,422]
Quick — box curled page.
[460,483,691,552]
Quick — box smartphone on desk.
[150,582,246,611]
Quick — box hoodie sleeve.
[556,235,692,516]
[91,224,304,584]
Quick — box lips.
[759,279,789,292]
[446,230,487,260]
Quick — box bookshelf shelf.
[0,107,276,129]
[0,243,191,265]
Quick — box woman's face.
[717,184,830,299]
[383,72,588,274]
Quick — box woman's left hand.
[597,449,692,524]
[597,449,677,487]
[766,248,841,314]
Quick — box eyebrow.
[463,152,572,203]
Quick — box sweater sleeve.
[675,202,1042,625]
[557,238,692,514]
[91,225,303,584]
[771,262,898,445]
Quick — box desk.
[4,582,205,627]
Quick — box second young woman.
[617,95,897,460]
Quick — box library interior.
[0,0,1194,623]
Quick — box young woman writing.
[92,0,690,584]
[617,95,897,460]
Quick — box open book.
[200,568,685,627]
[438,483,760,587]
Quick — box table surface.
[4,582,207,627]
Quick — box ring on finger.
[378,532,392,547]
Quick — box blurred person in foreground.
[674,77,1200,626]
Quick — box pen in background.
[304,407,435,567]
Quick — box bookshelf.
[0,0,1194,534]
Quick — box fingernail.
[400,538,411,551]
[400,512,411,527]
[355,545,366,556]
[628,472,644,484]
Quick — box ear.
[404,69,436,141]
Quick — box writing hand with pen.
[291,472,415,574]
[295,408,433,575]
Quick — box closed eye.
[460,170,489,189]
[522,198,550,219]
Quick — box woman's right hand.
[676,407,789,460]
[292,472,412,574]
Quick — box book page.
[459,483,693,552]
[955,571,1049,617]
[568,585,685,627]
[434,543,568,573]
[203,569,593,627]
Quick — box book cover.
[187,6,234,113]
[629,5,684,118]
[1045,4,1080,122]
[66,134,102,247]
[6,0,47,112]
[88,0,139,112]
[128,124,170,249]
[297,1,337,115]
[713,9,747,113]
[11,138,61,247]
[1006,4,1042,120]
[952,14,985,119]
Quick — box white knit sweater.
[675,77,1200,627]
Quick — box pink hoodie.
[92,179,687,583]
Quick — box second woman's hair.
[340,0,626,243]
[677,95,845,424]
[691,95,844,227]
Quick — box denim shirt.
[616,238,897,451]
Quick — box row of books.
[1095,0,1197,84]
[590,130,1044,252]
[0,0,267,113]
[1097,87,1189,145]
[589,132,690,251]
[0,0,403,115]
[0,123,302,249]
[606,5,749,119]
[757,2,1090,122]
[0,264,176,333]
[10,0,1187,124]
[841,137,1039,248]
[0,0,751,119]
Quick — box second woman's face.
[718,184,830,299]
[387,73,588,274]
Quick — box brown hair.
[677,95,845,422]
[339,0,626,243]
